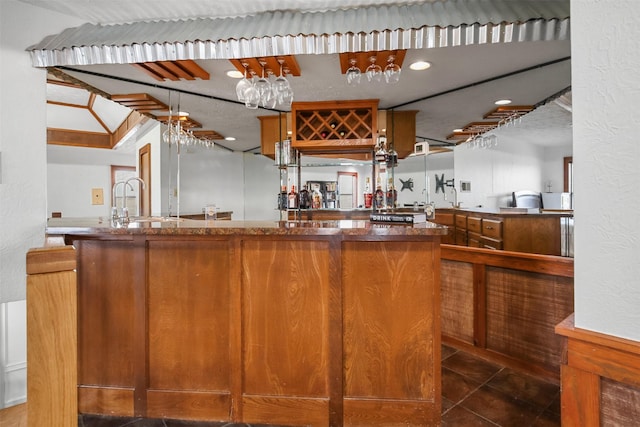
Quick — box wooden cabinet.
[481,218,503,250]
[67,228,442,426]
[430,212,455,244]
[379,110,418,159]
[258,102,417,161]
[258,113,288,159]
[291,100,378,153]
[467,216,482,233]
[438,209,568,256]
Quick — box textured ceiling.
[24,0,572,153]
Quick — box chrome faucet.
[444,185,460,208]
[111,181,133,223]
[122,177,146,221]
[450,186,459,208]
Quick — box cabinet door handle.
[485,226,493,230]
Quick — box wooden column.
[26,245,77,427]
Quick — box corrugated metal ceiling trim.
[29,19,569,67]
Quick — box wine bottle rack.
[291,100,378,152]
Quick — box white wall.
[542,145,573,193]
[0,0,85,408]
[454,135,546,210]
[1,301,26,407]
[136,124,163,216]
[395,152,454,208]
[243,152,285,221]
[572,0,640,340]
[167,144,246,218]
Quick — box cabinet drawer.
[482,236,503,250]
[455,214,467,229]
[467,231,483,248]
[433,213,454,226]
[467,216,482,233]
[441,227,455,245]
[482,219,503,239]
[455,228,467,246]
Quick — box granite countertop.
[436,207,573,217]
[46,217,448,237]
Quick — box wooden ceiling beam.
[47,128,111,149]
[132,60,210,81]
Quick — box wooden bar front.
[51,219,444,426]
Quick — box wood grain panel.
[27,248,77,427]
[440,260,474,344]
[343,241,438,401]
[601,377,640,426]
[148,239,232,392]
[485,267,574,373]
[556,315,640,426]
[76,240,136,389]
[343,398,438,427]
[242,396,329,427]
[78,386,134,416]
[146,390,231,421]
[559,365,599,427]
[568,339,640,388]
[242,239,330,398]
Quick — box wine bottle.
[386,178,397,209]
[373,177,385,211]
[288,185,298,209]
[299,185,310,209]
[278,185,287,210]
[312,187,323,209]
[364,177,373,208]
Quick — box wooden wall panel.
[557,315,640,426]
[343,241,438,401]
[26,246,77,427]
[77,386,134,416]
[601,378,640,426]
[242,240,330,398]
[147,239,232,419]
[440,259,474,344]
[485,267,573,373]
[77,240,136,389]
[242,396,330,427]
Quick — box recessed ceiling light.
[495,99,512,105]
[226,70,243,79]
[409,61,431,71]
[453,128,463,133]
[177,111,189,116]
[224,136,236,141]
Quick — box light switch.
[92,188,104,205]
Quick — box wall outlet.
[91,188,104,205]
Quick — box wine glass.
[384,55,401,84]
[273,59,292,105]
[235,62,252,102]
[243,71,260,109]
[346,58,361,85]
[365,56,382,83]
[254,60,272,107]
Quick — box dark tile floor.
[80,345,560,427]
[441,345,560,427]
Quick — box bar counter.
[46,216,448,237]
[47,218,446,427]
